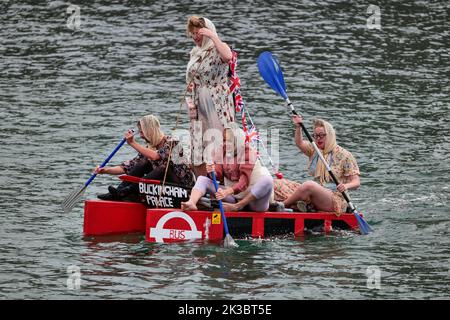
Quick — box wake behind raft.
[83,175,365,243]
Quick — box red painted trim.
[118,175,161,184]
[294,219,305,236]
[252,217,264,238]
[324,220,332,233]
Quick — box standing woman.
[185,16,236,176]
[282,116,360,215]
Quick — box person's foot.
[297,200,307,212]
[181,200,197,211]
[108,186,119,200]
[222,202,239,212]
[97,192,114,201]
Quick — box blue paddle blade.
[353,210,373,235]
[361,218,374,233]
[257,51,288,100]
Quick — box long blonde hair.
[138,115,165,150]
[312,118,337,184]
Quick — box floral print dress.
[186,46,235,165]
[121,136,194,187]
[305,144,360,214]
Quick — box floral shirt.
[121,136,194,187]
[120,153,149,175]
[305,143,360,187]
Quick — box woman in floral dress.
[185,16,236,176]
[282,115,360,215]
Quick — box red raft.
[84,200,361,243]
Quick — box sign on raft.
[149,211,203,243]
[138,182,191,208]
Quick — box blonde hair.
[138,115,165,149]
[312,119,337,184]
[313,119,337,154]
[186,16,206,37]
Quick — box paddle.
[210,171,238,247]
[62,135,130,213]
[257,51,373,235]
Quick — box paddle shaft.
[84,137,127,187]
[286,98,356,212]
[210,171,231,236]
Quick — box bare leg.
[223,176,273,212]
[181,175,216,211]
[283,181,334,212]
[223,193,257,212]
[180,188,203,211]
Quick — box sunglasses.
[312,133,327,140]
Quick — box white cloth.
[186,17,217,84]
[224,159,275,202]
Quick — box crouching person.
[181,124,274,212]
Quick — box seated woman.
[282,115,360,214]
[96,114,194,201]
[181,124,274,212]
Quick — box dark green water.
[0,0,448,299]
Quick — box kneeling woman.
[283,116,360,214]
[96,114,194,201]
[181,125,274,212]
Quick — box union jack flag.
[246,125,260,144]
[227,49,282,179]
[228,50,244,113]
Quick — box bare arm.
[292,116,311,155]
[337,174,360,192]
[94,165,125,175]
[124,130,161,161]
[199,28,232,62]
[128,141,160,161]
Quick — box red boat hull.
[83,200,147,236]
[83,200,360,241]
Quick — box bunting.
[228,49,282,179]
